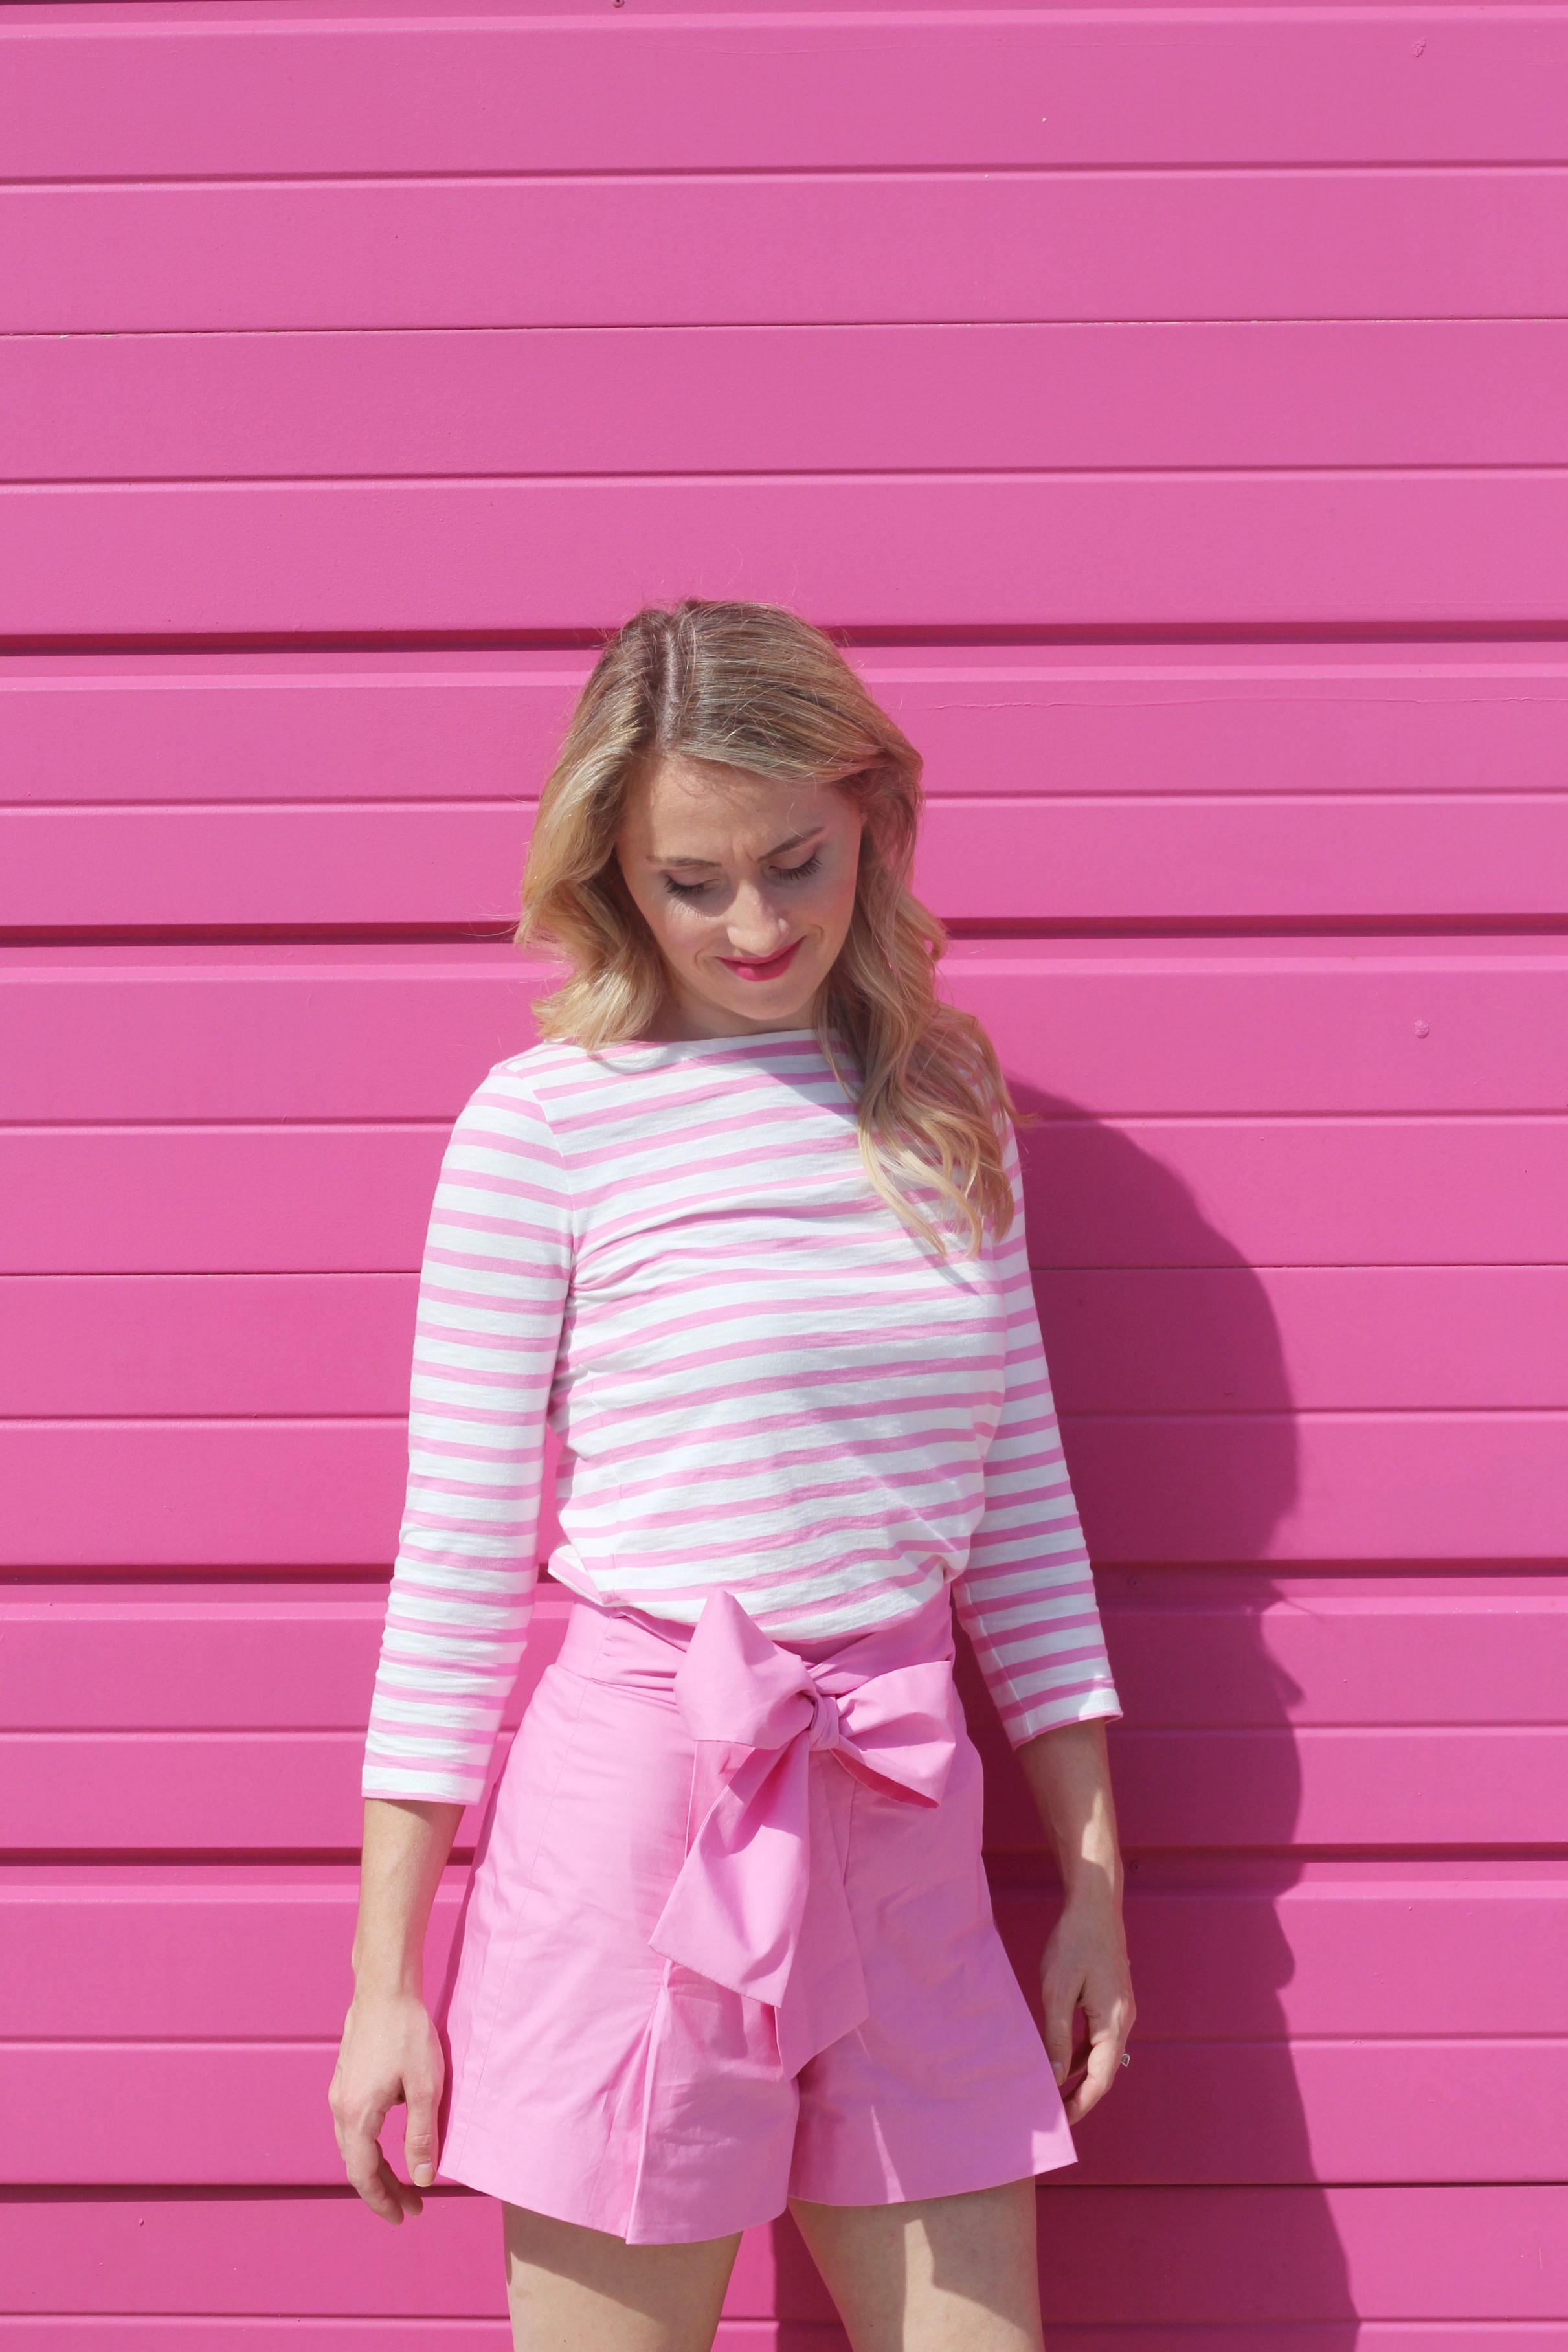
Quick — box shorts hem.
[788,2121,1077,2213]
[438,2112,1077,2245]
[435,2142,787,2248]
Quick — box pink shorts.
[435,1582,1074,2243]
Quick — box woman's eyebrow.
[648,825,825,869]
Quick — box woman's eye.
[774,852,822,884]
[660,851,821,901]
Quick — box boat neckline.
[595,1027,825,1049]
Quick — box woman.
[330,599,1135,2352]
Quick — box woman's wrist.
[350,1915,433,2000]
[350,1796,463,2006]
[1016,1717,1126,1912]
[1056,1847,1125,1912]
[1054,1811,1125,1910]
[348,1952,427,2002]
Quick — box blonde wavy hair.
[515,599,1020,1257]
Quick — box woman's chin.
[689,965,821,1029]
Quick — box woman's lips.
[718,936,805,983]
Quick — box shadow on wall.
[1002,1082,1356,2342]
[767,1084,1365,2342]
[776,1081,1356,2338]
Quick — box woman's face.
[614,757,865,1039]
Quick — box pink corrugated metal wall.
[3,3,1566,2342]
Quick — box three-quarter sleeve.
[954,1122,1122,1746]
[362,1064,572,1804]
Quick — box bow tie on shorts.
[650,1587,961,2078]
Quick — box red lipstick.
[718,937,805,983]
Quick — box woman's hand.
[1040,1887,1136,2124]
[329,1984,445,2224]
[1014,1716,1136,2124]
[331,1797,464,2223]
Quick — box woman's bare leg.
[790,2180,1044,2352]
[502,2204,742,2352]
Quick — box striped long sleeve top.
[363,1027,1121,1803]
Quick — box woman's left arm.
[952,1114,1134,2114]
[1016,1717,1136,2123]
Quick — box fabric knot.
[805,1684,842,1753]
[648,1587,958,2077]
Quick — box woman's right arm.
[333,1062,575,2217]
[329,1797,463,2223]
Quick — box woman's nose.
[726,884,790,951]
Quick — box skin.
[329,757,1135,2349]
[610,756,868,1041]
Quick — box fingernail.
[1052,2062,1066,2084]
[412,2164,434,2187]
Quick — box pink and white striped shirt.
[363,1027,1121,1804]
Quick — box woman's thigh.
[502,2202,742,2352]
[789,2180,1044,2352]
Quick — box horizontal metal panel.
[980,1725,1568,1851]
[1093,1576,1568,1727]
[1021,1116,1568,1275]
[1064,2041,1568,2184]
[0,651,583,808]
[0,1127,451,1275]
[10,648,1568,807]
[965,946,1568,1121]
[6,15,1568,177]
[6,175,1568,336]
[10,324,1568,479]
[0,947,548,1123]
[1038,1268,1568,1414]
[11,475,1568,635]
[0,1275,420,1415]
[1062,1413,1568,1565]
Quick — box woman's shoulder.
[471,1034,671,1135]
[443,1039,588,1144]
[474,1027,838,1140]
[487,1036,594,1090]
